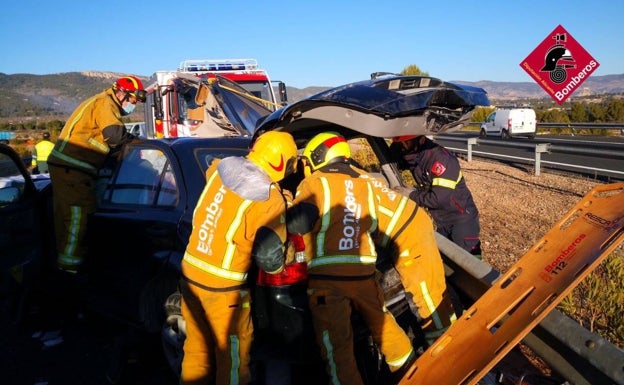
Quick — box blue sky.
[1,0,622,89]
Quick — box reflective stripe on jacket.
[358,171,456,336]
[48,88,123,175]
[357,173,413,249]
[182,159,289,289]
[409,144,479,225]
[292,163,378,277]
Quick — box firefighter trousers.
[180,281,252,385]
[395,210,457,345]
[437,217,482,259]
[307,274,413,385]
[49,165,97,274]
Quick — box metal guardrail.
[536,122,624,130]
[434,135,624,179]
[435,233,624,385]
[467,121,624,129]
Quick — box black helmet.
[541,46,569,71]
[42,132,50,140]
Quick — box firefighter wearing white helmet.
[287,132,414,385]
[180,130,298,384]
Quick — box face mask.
[123,103,136,115]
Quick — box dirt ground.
[458,157,604,273]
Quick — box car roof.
[141,135,252,151]
[254,75,489,143]
[167,135,252,146]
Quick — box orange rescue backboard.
[400,183,624,385]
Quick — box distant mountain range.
[288,74,624,103]
[452,74,624,100]
[1,72,623,119]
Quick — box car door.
[484,112,497,134]
[85,142,184,325]
[86,138,251,328]
[0,144,51,322]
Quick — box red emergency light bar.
[199,73,269,82]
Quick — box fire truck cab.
[144,58,287,138]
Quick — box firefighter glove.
[394,186,415,198]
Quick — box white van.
[480,108,536,139]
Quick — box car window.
[349,138,381,173]
[105,147,179,207]
[348,138,395,185]
[195,148,249,173]
[0,152,21,178]
[171,78,201,125]
[0,185,20,204]
[0,152,25,204]
[348,137,415,187]
[156,161,178,206]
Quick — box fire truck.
[143,58,287,138]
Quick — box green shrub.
[351,139,380,172]
[559,251,624,348]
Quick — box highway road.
[433,132,624,181]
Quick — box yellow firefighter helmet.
[247,131,298,183]
[301,132,351,173]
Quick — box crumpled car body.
[144,73,274,138]
[256,75,489,139]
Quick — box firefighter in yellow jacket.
[180,131,298,385]
[358,172,457,346]
[47,75,145,274]
[287,132,414,385]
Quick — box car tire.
[162,290,185,378]
[501,129,510,139]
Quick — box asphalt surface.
[0,295,177,385]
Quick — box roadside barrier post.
[467,137,478,162]
[534,143,550,176]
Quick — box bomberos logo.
[338,179,361,251]
[520,25,600,105]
